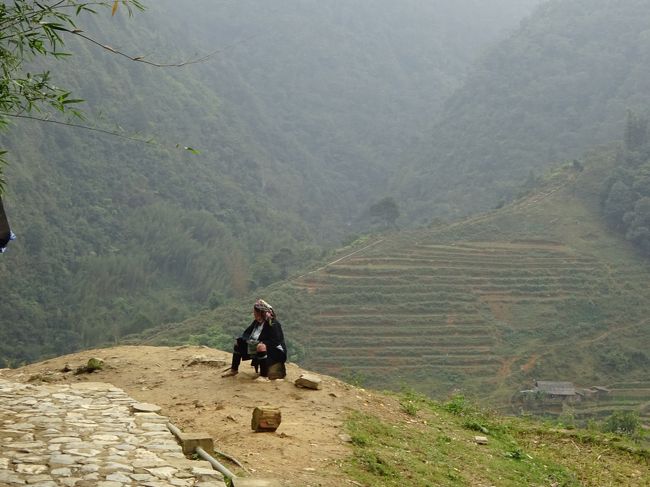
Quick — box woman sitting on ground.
[221,299,287,380]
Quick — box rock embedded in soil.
[186,356,227,368]
[132,403,162,413]
[294,374,322,390]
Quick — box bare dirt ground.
[1,345,408,487]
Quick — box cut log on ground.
[251,407,281,432]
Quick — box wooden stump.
[251,407,281,432]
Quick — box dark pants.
[231,338,269,376]
[231,338,287,379]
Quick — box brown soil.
[304,282,321,294]
[1,345,408,487]
[497,356,518,380]
[481,295,512,321]
[520,354,538,374]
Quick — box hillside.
[295,154,650,422]
[139,147,650,427]
[399,0,650,222]
[0,0,539,366]
[1,345,647,486]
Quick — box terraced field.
[573,382,650,426]
[281,162,650,414]
[293,238,614,397]
[513,381,650,432]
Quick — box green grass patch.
[344,393,649,486]
[344,403,578,486]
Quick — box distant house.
[533,380,579,402]
[519,381,610,405]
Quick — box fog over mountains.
[400,0,650,222]
[0,0,542,363]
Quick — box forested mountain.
[149,0,542,233]
[0,0,538,365]
[398,0,650,222]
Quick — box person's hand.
[256,343,267,353]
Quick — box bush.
[602,410,641,436]
[463,419,489,434]
[356,451,397,477]
[399,387,429,416]
[443,394,469,415]
[400,400,419,416]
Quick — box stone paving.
[0,378,227,487]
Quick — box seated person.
[221,299,287,380]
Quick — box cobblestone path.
[0,379,227,487]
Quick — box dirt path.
[581,318,649,347]
[497,356,519,380]
[1,345,407,487]
[520,354,538,374]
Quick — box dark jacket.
[0,198,11,250]
[240,318,287,364]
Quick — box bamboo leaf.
[112,0,119,16]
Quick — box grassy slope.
[345,391,648,487]
[292,150,650,417]
[132,149,650,425]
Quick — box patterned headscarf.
[254,298,275,321]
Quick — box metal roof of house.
[535,381,576,396]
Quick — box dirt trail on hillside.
[0,345,407,487]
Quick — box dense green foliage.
[0,1,143,191]
[163,0,541,234]
[603,410,643,437]
[399,0,650,223]
[0,0,538,364]
[601,112,650,255]
[367,197,400,229]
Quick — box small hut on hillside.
[533,380,579,402]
